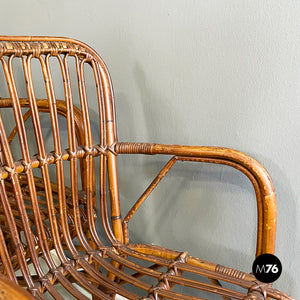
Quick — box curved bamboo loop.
[116,142,277,256]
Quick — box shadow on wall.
[132,63,177,143]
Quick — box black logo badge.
[252,254,282,283]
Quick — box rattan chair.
[0,36,294,300]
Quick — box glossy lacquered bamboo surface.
[0,36,293,300]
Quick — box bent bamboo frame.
[116,142,276,256]
[0,36,293,300]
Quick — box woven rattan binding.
[0,36,294,300]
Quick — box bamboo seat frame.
[0,36,294,300]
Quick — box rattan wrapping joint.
[215,264,247,280]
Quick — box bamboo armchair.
[0,36,294,300]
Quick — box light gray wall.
[1,0,299,297]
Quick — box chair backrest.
[0,36,123,284]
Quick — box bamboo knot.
[53,152,63,162]
[37,155,48,167]
[49,42,60,56]
[12,42,23,57]
[31,43,42,58]
[83,145,94,157]
[148,284,166,300]
[247,283,269,299]
[50,266,64,278]
[157,274,171,289]
[107,143,117,156]
[0,42,5,56]
[4,165,16,175]
[68,149,77,159]
[40,273,54,286]
[21,160,31,173]
[168,251,188,275]
[29,282,42,296]
[94,144,108,156]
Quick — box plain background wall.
[0,0,299,297]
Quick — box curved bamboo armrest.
[115,142,277,257]
[0,273,34,300]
